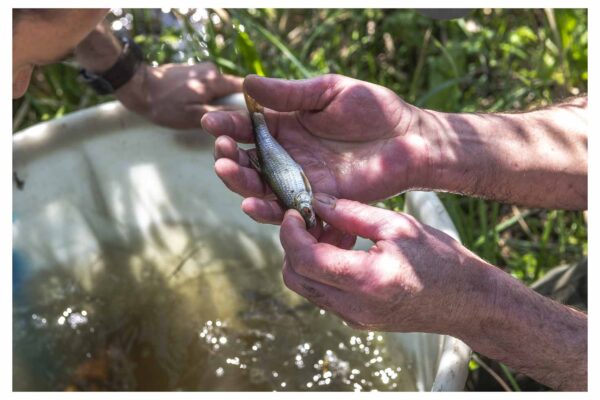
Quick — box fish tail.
[244,90,264,114]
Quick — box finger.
[188,62,244,99]
[169,104,246,129]
[282,258,344,309]
[147,104,222,130]
[318,224,357,250]
[214,158,270,198]
[279,209,318,250]
[280,210,368,288]
[210,73,244,98]
[183,103,223,117]
[241,197,285,225]
[244,74,342,112]
[313,193,420,241]
[241,199,325,232]
[201,110,255,143]
[283,261,374,331]
[214,135,251,167]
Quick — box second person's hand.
[116,62,244,129]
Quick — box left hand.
[116,62,243,129]
[280,192,496,335]
[202,74,426,224]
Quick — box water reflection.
[13,222,415,391]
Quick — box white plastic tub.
[13,96,470,391]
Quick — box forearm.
[414,97,588,209]
[456,260,587,390]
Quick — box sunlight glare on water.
[13,222,416,391]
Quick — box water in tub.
[13,218,416,391]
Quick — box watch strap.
[80,37,144,95]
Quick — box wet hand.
[116,62,243,129]
[279,193,489,334]
[201,74,429,224]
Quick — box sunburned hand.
[280,194,588,391]
[279,192,489,334]
[116,62,243,129]
[201,74,429,224]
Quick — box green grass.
[13,9,587,389]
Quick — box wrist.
[407,107,468,193]
[445,258,510,339]
[435,251,503,337]
[114,63,150,114]
[381,101,434,194]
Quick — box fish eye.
[302,207,312,215]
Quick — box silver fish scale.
[251,113,309,208]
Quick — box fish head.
[293,191,316,229]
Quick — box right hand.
[279,193,490,334]
[116,62,244,129]
[201,74,430,224]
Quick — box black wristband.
[80,36,144,95]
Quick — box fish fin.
[300,170,312,193]
[247,149,262,173]
[244,90,264,113]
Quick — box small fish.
[244,92,316,229]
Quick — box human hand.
[279,192,494,334]
[281,194,589,391]
[201,74,431,224]
[116,62,243,129]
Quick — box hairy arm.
[415,97,588,209]
[457,259,587,390]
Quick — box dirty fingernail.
[203,112,225,129]
[314,193,336,207]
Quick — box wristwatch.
[80,36,144,95]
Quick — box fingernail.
[314,193,336,207]
[202,114,219,130]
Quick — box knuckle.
[322,73,340,86]
[197,61,217,75]
[224,113,236,134]
[383,214,420,239]
[400,212,420,227]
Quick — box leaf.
[235,29,265,76]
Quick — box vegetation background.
[12,8,588,391]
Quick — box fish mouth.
[301,206,317,229]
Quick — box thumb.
[280,209,317,255]
[312,193,418,241]
[244,74,341,112]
